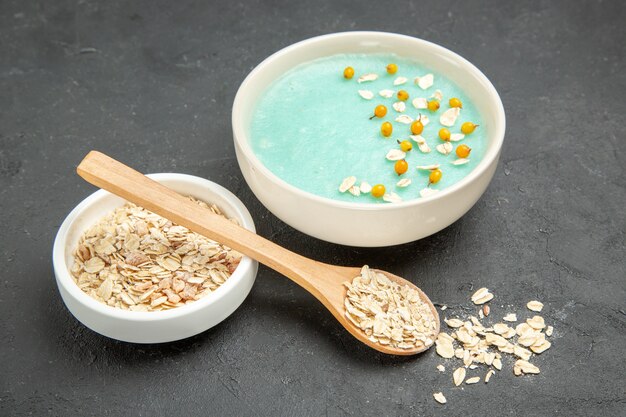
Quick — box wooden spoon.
[77,151,440,355]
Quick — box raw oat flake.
[71,198,242,311]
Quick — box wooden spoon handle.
[76,151,438,356]
[76,151,331,295]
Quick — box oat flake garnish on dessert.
[338,176,357,193]
[382,192,402,203]
[396,178,411,188]
[412,97,428,109]
[415,73,434,90]
[359,181,372,194]
[385,149,406,161]
[392,101,406,113]
[436,142,453,156]
[357,73,378,83]
[439,107,460,127]
[431,89,443,101]
[451,158,470,166]
[393,76,408,86]
[348,185,361,197]
[357,90,374,100]
[419,188,440,198]
[395,114,413,124]
[416,164,440,171]
[410,135,432,153]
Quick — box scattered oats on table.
[453,367,466,386]
[485,369,495,383]
[343,265,438,350]
[465,376,480,385]
[432,287,555,403]
[471,287,494,304]
[70,197,242,312]
[433,392,447,404]
[527,300,544,312]
[503,312,518,322]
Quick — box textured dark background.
[1,0,625,416]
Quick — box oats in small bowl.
[53,173,258,343]
[71,198,242,312]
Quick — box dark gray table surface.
[1,0,625,416]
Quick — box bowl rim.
[52,173,257,322]
[232,31,505,210]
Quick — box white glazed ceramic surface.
[53,173,258,343]
[232,32,505,247]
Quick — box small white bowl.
[232,31,505,247]
[53,173,258,343]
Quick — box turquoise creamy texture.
[250,53,485,203]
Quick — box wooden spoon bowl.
[77,151,440,355]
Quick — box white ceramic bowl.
[232,31,505,247]
[53,173,258,343]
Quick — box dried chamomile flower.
[461,121,478,134]
[455,144,471,159]
[371,184,386,198]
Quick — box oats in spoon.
[343,266,438,350]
